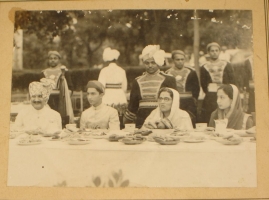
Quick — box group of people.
[13,42,255,135]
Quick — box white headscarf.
[143,87,193,130]
[141,45,166,66]
[103,47,120,62]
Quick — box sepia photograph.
[7,8,257,188]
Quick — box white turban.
[103,47,120,62]
[141,45,166,66]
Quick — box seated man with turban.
[15,78,62,135]
[80,80,120,130]
[41,50,74,126]
[124,45,177,128]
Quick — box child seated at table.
[80,81,120,130]
[209,84,254,130]
[142,87,193,130]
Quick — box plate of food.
[234,130,254,137]
[153,136,180,145]
[134,129,153,136]
[108,134,125,142]
[49,135,62,141]
[18,137,42,145]
[83,130,108,139]
[119,135,146,145]
[68,138,90,145]
[183,136,206,143]
[215,135,243,145]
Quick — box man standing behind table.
[124,45,177,128]
[80,81,120,130]
[15,79,62,135]
[41,51,74,126]
[200,42,235,124]
[165,50,200,127]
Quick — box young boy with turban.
[124,45,177,128]
[80,80,120,130]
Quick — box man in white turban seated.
[14,78,62,135]
[80,80,120,130]
[123,45,177,128]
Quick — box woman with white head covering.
[209,84,254,130]
[98,47,127,119]
[123,45,177,128]
[15,78,62,135]
[143,87,193,130]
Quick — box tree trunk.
[193,10,201,86]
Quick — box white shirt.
[98,63,127,92]
[15,105,62,134]
[80,103,120,130]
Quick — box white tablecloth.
[7,131,256,188]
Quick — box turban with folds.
[29,78,56,100]
[86,80,105,94]
[141,45,165,66]
[206,42,220,52]
[103,47,120,62]
[48,51,61,59]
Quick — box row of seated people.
[14,77,254,135]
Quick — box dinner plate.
[18,141,42,145]
[234,131,255,137]
[108,135,125,142]
[119,138,146,145]
[215,138,242,145]
[49,138,61,141]
[183,139,205,143]
[154,138,180,145]
[68,140,90,145]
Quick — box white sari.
[143,88,193,130]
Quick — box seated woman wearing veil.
[142,87,193,130]
[209,84,254,130]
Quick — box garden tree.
[14,10,253,69]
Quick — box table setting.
[8,122,257,187]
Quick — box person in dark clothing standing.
[124,45,177,128]
[166,50,200,127]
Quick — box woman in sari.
[143,87,193,130]
[209,84,254,130]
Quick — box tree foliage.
[14,10,253,69]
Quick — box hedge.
[11,66,170,92]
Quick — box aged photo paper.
[0,0,269,199]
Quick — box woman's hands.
[144,120,167,129]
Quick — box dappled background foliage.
[14,10,253,69]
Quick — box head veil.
[145,87,180,129]
[217,84,245,129]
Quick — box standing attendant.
[41,51,74,126]
[166,50,200,127]
[98,47,127,123]
[123,45,177,128]
[200,42,235,124]
[80,81,120,130]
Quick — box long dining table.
[7,130,256,188]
